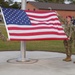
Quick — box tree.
[0,0,4,6]
[0,0,19,9]
[10,2,20,9]
[0,0,9,7]
[0,0,4,4]
[8,0,14,4]
[7,0,20,9]
[35,0,66,3]
[73,0,75,3]
[35,0,75,4]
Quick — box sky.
[14,0,21,2]
[14,0,34,2]
[5,0,35,2]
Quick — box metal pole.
[20,41,26,61]
[21,0,26,9]
[20,0,27,62]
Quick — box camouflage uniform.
[63,23,73,61]
[73,25,75,48]
[0,30,6,41]
[58,16,74,61]
[73,25,75,63]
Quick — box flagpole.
[20,0,27,62]
[18,0,38,63]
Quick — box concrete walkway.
[0,51,75,75]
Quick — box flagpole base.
[7,58,38,64]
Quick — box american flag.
[1,8,67,41]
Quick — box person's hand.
[55,11,59,16]
[68,37,70,40]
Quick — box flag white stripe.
[28,16,58,21]
[8,29,65,33]
[26,12,56,16]
[7,25,63,28]
[10,35,67,39]
[31,20,60,24]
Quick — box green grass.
[0,23,75,54]
[26,41,64,52]
[0,24,20,51]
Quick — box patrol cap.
[66,16,72,19]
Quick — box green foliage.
[8,0,13,4]
[26,40,65,52]
[10,2,20,9]
[0,0,19,9]
[73,0,75,3]
[35,0,75,3]
[0,0,9,8]
[0,0,4,4]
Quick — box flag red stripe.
[8,26,63,30]
[31,23,61,25]
[9,32,66,36]
[10,38,68,41]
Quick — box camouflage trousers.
[73,31,75,48]
[63,38,73,57]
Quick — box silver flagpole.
[19,0,38,63]
[20,0,27,62]
[21,0,26,10]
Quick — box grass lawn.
[0,23,75,54]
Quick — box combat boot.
[63,57,68,61]
[63,57,71,62]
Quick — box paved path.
[0,51,75,75]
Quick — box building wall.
[26,2,39,11]
[27,3,75,18]
[57,10,75,18]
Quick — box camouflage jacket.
[64,24,74,39]
[72,25,75,40]
[58,16,74,39]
